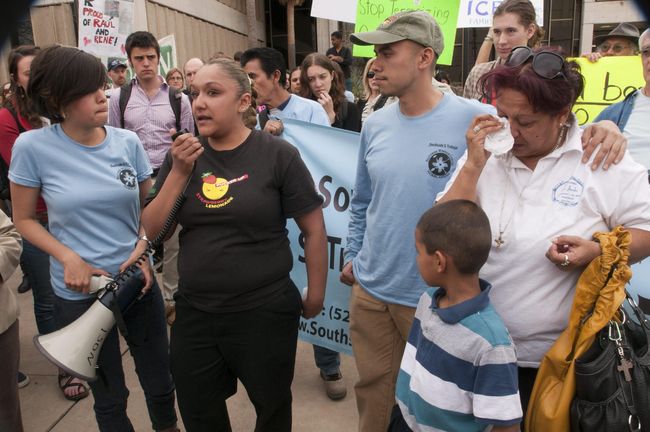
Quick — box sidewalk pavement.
[11,268,359,431]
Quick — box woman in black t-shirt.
[300,53,361,132]
[142,58,328,432]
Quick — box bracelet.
[137,234,149,244]
[484,36,493,42]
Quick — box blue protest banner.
[627,260,650,317]
[281,118,360,356]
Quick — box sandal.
[58,373,89,401]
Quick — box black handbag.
[571,293,650,431]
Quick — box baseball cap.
[350,10,444,57]
[594,22,640,45]
[107,59,127,71]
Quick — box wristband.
[484,36,493,42]
[138,234,149,243]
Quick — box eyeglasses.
[366,71,376,79]
[598,42,630,54]
[506,46,566,80]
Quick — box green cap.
[350,10,444,57]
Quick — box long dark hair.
[6,45,43,128]
[27,45,106,123]
[299,53,346,117]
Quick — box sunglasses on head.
[505,46,567,80]
[366,70,376,79]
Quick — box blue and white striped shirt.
[396,280,522,431]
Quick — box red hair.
[479,47,584,116]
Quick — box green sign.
[353,0,460,65]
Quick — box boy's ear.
[433,250,446,273]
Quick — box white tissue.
[484,118,514,155]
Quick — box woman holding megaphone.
[9,45,179,432]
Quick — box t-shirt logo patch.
[117,168,137,190]
[552,176,584,207]
[426,150,453,178]
[196,171,249,209]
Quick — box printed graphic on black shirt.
[117,168,137,189]
[426,150,453,178]
[196,171,249,209]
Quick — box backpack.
[0,106,27,201]
[118,83,182,132]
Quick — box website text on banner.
[572,56,644,126]
[78,0,134,58]
[354,0,461,65]
[282,119,360,356]
[456,0,543,28]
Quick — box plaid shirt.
[462,59,503,101]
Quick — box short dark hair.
[27,45,106,123]
[125,31,160,59]
[331,31,343,40]
[240,47,287,86]
[480,47,584,117]
[233,51,243,62]
[417,200,492,274]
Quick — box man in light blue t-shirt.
[341,11,495,432]
[241,47,347,401]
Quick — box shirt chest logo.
[426,150,453,178]
[552,176,584,207]
[117,168,137,190]
[196,171,249,209]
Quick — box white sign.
[457,0,543,28]
[78,0,134,57]
[311,0,357,24]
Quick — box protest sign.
[78,0,134,58]
[157,34,178,76]
[572,56,644,126]
[456,0,543,28]
[311,0,358,23]
[353,0,461,66]
[282,119,360,356]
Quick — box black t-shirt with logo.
[149,130,322,313]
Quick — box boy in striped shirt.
[390,200,522,432]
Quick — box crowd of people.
[0,0,649,431]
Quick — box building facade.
[0,0,267,85]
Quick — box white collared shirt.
[438,122,650,366]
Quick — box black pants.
[387,405,412,432]
[171,283,302,432]
[518,367,538,418]
[55,282,177,432]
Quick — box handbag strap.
[609,319,642,430]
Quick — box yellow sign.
[572,56,644,126]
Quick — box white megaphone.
[34,273,145,381]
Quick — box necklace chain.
[495,125,569,248]
[495,156,528,248]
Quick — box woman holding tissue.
[142,58,327,431]
[437,46,650,414]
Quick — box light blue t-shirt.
[270,94,330,126]
[9,125,152,300]
[345,94,494,307]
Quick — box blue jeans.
[22,232,57,335]
[313,344,340,376]
[54,281,177,432]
